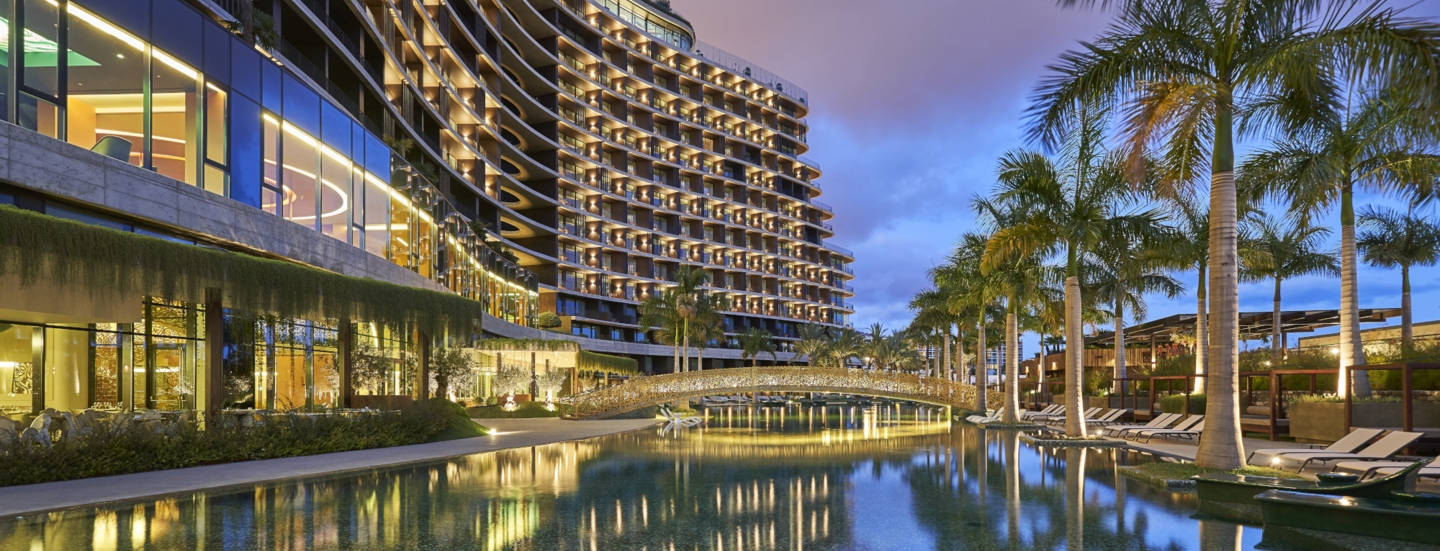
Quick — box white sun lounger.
[1103,413,1179,437]
[1247,428,1383,466]
[1270,431,1424,472]
[1125,415,1203,441]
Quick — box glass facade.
[0,0,537,326]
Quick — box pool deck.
[0,417,661,518]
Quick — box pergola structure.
[1085,309,1402,347]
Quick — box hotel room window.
[203,83,228,195]
[19,0,61,139]
[149,49,199,185]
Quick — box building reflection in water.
[0,405,1269,551]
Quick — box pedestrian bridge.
[565,367,1000,419]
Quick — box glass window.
[261,114,281,215]
[150,48,199,185]
[21,0,60,99]
[65,3,146,166]
[18,92,60,139]
[319,144,350,242]
[203,82,228,195]
[281,122,319,229]
[363,172,389,258]
[0,324,39,416]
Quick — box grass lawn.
[1121,461,1306,487]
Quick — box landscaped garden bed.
[0,399,484,487]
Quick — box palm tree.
[794,324,831,366]
[686,294,727,372]
[939,232,1000,408]
[910,288,958,378]
[1161,201,1211,391]
[1034,0,1440,469]
[1357,206,1440,350]
[672,266,711,373]
[1243,90,1440,395]
[990,254,1060,422]
[638,289,684,372]
[982,107,1163,437]
[738,328,778,367]
[863,323,888,368]
[1239,213,1340,362]
[826,328,866,368]
[1092,221,1184,388]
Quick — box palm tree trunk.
[1272,277,1283,364]
[682,319,690,373]
[1003,309,1021,422]
[942,328,951,380]
[1402,264,1413,351]
[1114,299,1126,387]
[1195,264,1208,393]
[1196,108,1243,469]
[1339,184,1372,397]
[1064,273,1085,437]
[956,327,966,382]
[975,315,987,412]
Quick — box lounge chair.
[1132,418,1205,443]
[1042,407,1102,426]
[1269,431,1424,472]
[1247,428,1383,465]
[1332,457,1436,480]
[965,409,999,423]
[1082,409,1128,426]
[1103,413,1180,437]
[1348,461,1440,482]
[660,406,704,427]
[1022,405,1063,419]
[1031,405,1091,421]
[1125,415,1204,441]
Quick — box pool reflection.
[0,405,1266,550]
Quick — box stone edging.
[1020,434,1129,448]
[977,422,1046,430]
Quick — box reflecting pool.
[0,405,1278,550]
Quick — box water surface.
[0,405,1271,550]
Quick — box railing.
[690,40,809,106]
[797,155,821,171]
[566,367,993,419]
[811,200,833,214]
[825,241,853,257]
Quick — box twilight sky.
[672,0,1440,353]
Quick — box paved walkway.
[0,418,660,517]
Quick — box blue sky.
[672,0,1440,354]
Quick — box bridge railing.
[566,367,990,419]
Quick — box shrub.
[0,400,465,487]
[1158,393,1206,415]
[537,312,562,329]
[467,401,563,418]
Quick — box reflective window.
[203,83,228,194]
[65,2,145,166]
[281,121,319,229]
[150,49,199,185]
[319,144,350,243]
[261,113,281,215]
[21,0,60,99]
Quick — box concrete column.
[204,288,224,419]
[339,319,354,408]
[416,331,431,401]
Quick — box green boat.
[1255,489,1440,548]
[1192,459,1432,523]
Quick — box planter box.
[351,395,414,410]
[1289,401,1440,443]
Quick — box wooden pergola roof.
[1085,309,1402,346]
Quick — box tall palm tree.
[1239,213,1339,362]
[982,107,1163,437]
[1161,201,1211,390]
[826,328,866,368]
[1241,90,1440,395]
[794,324,831,366]
[1357,205,1440,350]
[937,232,1000,407]
[863,323,888,368]
[686,294,727,372]
[672,266,711,373]
[638,289,684,371]
[1092,222,1184,387]
[990,254,1061,422]
[1035,0,1440,469]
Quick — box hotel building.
[0,0,853,415]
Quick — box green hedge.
[1158,393,1207,415]
[0,399,475,487]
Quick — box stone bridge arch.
[566,367,999,419]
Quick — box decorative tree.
[430,347,476,401]
[537,312,563,330]
[350,341,394,397]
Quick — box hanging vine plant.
[577,350,639,375]
[0,205,480,337]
